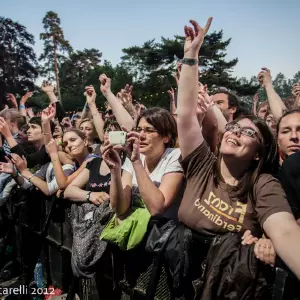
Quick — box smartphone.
[109,131,127,146]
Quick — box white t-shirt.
[122,148,184,219]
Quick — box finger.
[203,17,213,35]
[184,25,190,39]
[113,145,127,152]
[241,230,251,240]
[120,125,129,133]
[190,20,200,38]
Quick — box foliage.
[0,17,38,108]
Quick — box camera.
[109,131,127,145]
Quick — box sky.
[1,0,300,80]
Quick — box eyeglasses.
[225,123,261,141]
[134,127,158,134]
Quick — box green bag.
[100,198,151,250]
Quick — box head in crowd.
[277,109,300,157]
[104,104,114,120]
[79,118,98,145]
[62,128,91,162]
[212,89,240,122]
[257,101,269,119]
[135,107,177,156]
[0,108,26,135]
[264,109,276,135]
[27,117,55,149]
[234,105,251,119]
[53,121,63,139]
[216,115,279,203]
[103,118,122,143]
[72,111,82,128]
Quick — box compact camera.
[109,131,127,145]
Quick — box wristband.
[27,174,35,182]
[19,105,25,109]
[12,169,19,178]
[181,58,198,66]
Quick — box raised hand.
[0,156,15,175]
[46,138,59,156]
[11,154,27,174]
[292,83,300,98]
[26,107,35,118]
[84,85,96,105]
[196,91,213,123]
[41,103,56,122]
[167,87,175,102]
[89,192,110,206]
[253,93,259,103]
[183,18,213,58]
[99,74,111,95]
[6,93,18,109]
[0,117,11,138]
[258,68,272,88]
[20,91,33,105]
[102,141,122,170]
[117,84,133,105]
[41,81,55,94]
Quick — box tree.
[121,30,258,107]
[60,48,102,96]
[39,11,72,103]
[61,60,133,112]
[0,17,38,108]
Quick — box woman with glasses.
[176,18,300,283]
[102,107,184,220]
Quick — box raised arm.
[85,86,104,142]
[19,92,33,118]
[41,103,56,146]
[177,18,213,159]
[167,88,177,119]
[251,93,259,116]
[99,74,134,131]
[258,68,286,120]
[292,83,300,107]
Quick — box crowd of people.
[1,17,300,299]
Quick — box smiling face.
[63,131,88,158]
[278,112,300,156]
[220,118,261,162]
[137,117,170,156]
[27,123,43,144]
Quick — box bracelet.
[27,174,35,182]
[51,158,59,163]
[92,112,99,117]
[19,105,25,109]
[43,132,51,135]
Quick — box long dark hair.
[213,115,279,204]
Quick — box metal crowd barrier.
[0,186,298,300]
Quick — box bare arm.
[212,104,227,133]
[177,18,213,159]
[202,107,219,152]
[133,161,184,215]
[20,169,51,195]
[264,212,300,279]
[19,92,33,118]
[258,68,286,120]
[64,168,90,201]
[99,74,134,131]
[84,86,105,142]
[109,169,132,216]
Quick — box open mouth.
[226,138,240,146]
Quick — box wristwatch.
[181,58,198,66]
[86,191,92,202]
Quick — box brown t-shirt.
[178,142,292,237]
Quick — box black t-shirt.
[85,157,111,194]
[279,151,300,220]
